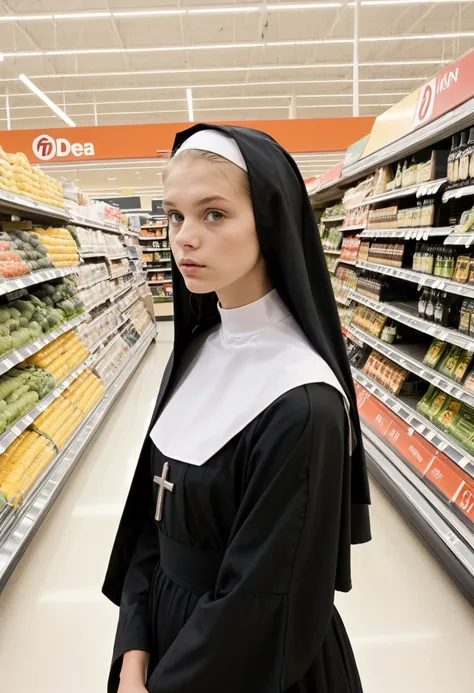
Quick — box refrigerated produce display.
[139,215,173,320]
[309,56,474,603]
[0,146,156,589]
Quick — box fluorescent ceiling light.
[2,32,467,59]
[53,12,111,19]
[1,1,469,23]
[0,60,445,83]
[18,73,76,127]
[186,89,194,122]
[7,77,422,98]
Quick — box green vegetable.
[6,384,31,404]
[5,319,19,333]
[0,308,10,323]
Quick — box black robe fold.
[108,384,363,693]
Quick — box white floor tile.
[0,320,472,693]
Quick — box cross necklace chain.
[153,462,174,522]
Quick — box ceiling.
[1,1,473,194]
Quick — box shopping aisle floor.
[0,321,473,693]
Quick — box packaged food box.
[416,384,439,417]
[449,404,474,453]
[436,398,463,432]
[453,350,473,383]
[427,391,451,422]
[437,345,462,379]
[453,255,471,284]
[423,339,448,369]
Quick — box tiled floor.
[0,321,473,693]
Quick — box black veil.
[103,124,370,605]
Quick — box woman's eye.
[206,210,224,222]
[169,212,184,224]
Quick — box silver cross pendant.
[153,462,175,522]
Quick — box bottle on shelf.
[453,131,467,185]
[425,289,435,321]
[460,129,473,183]
[394,162,403,189]
[434,291,449,326]
[468,127,474,183]
[447,134,459,184]
[418,288,429,319]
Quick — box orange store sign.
[0,117,374,164]
[32,134,95,161]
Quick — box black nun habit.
[102,124,371,693]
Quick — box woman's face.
[164,155,264,303]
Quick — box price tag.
[423,231,429,241]
[417,230,424,240]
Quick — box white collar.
[217,289,290,339]
[150,290,350,465]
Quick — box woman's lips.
[180,261,205,275]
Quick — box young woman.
[103,124,371,693]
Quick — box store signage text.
[32,134,95,161]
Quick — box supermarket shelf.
[0,323,155,590]
[147,266,172,272]
[353,367,474,481]
[69,213,123,235]
[0,266,79,298]
[120,292,141,314]
[442,184,474,203]
[0,189,69,224]
[0,357,92,455]
[321,215,345,223]
[79,250,107,259]
[349,323,474,408]
[359,179,447,207]
[363,425,474,605]
[349,290,474,352]
[110,268,132,281]
[107,253,128,262]
[139,236,167,243]
[342,325,365,348]
[339,95,474,190]
[77,273,109,291]
[360,226,452,240]
[149,280,172,285]
[86,292,112,313]
[356,259,474,299]
[0,313,88,378]
[334,293,352,307]
[323,248,341,256]
[337,258,358,266]
[112,282,133,301]
[444,234,474,247]
[88,318,129,354]
[142,223,168,230]
[341,224,366,232]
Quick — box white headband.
[175,130,248,172]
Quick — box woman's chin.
[182,276,213,294]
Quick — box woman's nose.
[176,219,200,248]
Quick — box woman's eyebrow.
[163,195,230,209]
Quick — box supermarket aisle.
[0,321,473,693]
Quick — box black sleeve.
[146,383,347,693]
[108,495,160,692]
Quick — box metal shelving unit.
[0,324,155,589]
[311,73,474,601]
[356,259,474,299]
[349,290,474,351]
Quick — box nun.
[103,124,371,693]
